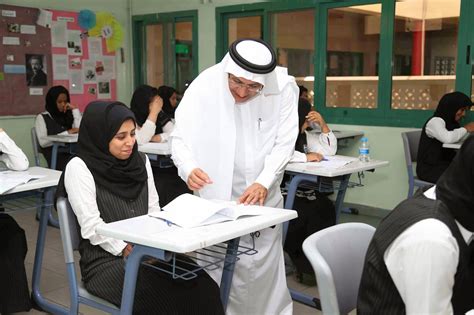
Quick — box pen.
[321,158,328,161]
[258,118,262,130]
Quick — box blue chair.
[56,197,120,314]
[401,130,434,198]
[302,223,375,315]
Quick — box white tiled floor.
[9,208,379,314]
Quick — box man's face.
[228,74,263,103]
[30,58,42,73]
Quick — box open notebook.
[149,193,271,228]
[0,171,45,194]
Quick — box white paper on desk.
[307,156,358,169]
[150,193,269,228]
[0,171,45,194]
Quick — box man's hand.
[306,152,324,162]
[187,168,212,191]
[238,183,268,206]
[122,243,133,258]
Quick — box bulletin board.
[0,4,117,116]
[0,4,52,116]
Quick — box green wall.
[1,0,414,211]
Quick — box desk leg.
[31,188,68,314]
[51,144,59,170]
[120,245,165,315]
[283,174,319,243]
[334,174,350,222]
[220,238,240,311]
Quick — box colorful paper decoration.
[88,12,123,52]
[78,9,96,30]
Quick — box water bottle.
[359,137,370,162]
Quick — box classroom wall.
[1,0,414,211]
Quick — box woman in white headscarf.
[171,39,298,314]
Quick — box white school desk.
[138,142,171,156]
[96,209,297,314]
[307,129,363,140]
[0,167,64,314]
[283,156,389,308]
[45,134,78,170]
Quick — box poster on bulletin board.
[0,4,117,116]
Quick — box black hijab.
[130,85,171,135]
[295,98,312,152]
[158,85,177,118]
[433,92,472,130]
[45,85,74,130]
[77,101,147,200]
[436,135,474,231]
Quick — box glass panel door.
[228,16,262,44]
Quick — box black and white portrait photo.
[25,54,47,86]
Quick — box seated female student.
[35,85,81,170]
[0,128,29,171]
[131,85,173,144]
[291,97,337,163]
[417,91,474,183]
[131,84,190,206]
[158,85,179,120]
[60,101,224,314]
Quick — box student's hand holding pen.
[187,168,213,191]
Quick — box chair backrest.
[401,130,422,165]
[56,197,119,314]
[302,223,375,314]
[31,127,41,167]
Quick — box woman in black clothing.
[158,85,179,119]
[60,101,224,314]
[34,85,81,170]
[417,91,474,183]
[131,85,191,207]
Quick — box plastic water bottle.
[359,137,370,162]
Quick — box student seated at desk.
[0,128,29,171]
[158,85,179,119]
[58,101,224,314]
[358,136,474,314]
[35,85,81,170]
[131,85,174,144]
[417,91,474,183]
[131,84,190,207]
[291,98,337,163]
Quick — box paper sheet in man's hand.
[149,193,273,228]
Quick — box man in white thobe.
[171,38,298,314]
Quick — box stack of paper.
[149,193,270,228]
[0,171,45,194]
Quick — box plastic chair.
[31,127,42,167]
[56,197,120,314]
[302,223,375,315]
[401,130,434,198]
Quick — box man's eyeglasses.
[228,75,263,93]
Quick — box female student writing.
[417,91,474,183]
[130,85,173,144]
[58,101,223,314]
[0,128,29,171]
[35,85,81,170]
[291,98,337,162]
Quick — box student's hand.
[306,111,330,133]
[122,243,133,258]
[151,134,162,143]
[0,128,4,132]
[187,168,213,191]
[149,96,163,117]
[67,128,79,134]
[238,183,268,206]
[66,103,78,110]
[464,122,474,133]
[306,152,324,162]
